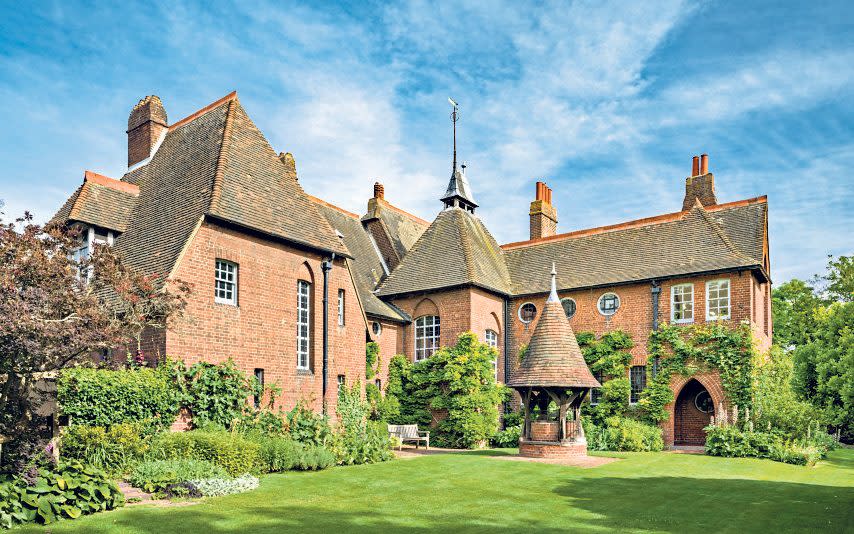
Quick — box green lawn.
[18,448,854,533]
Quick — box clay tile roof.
[508,270,600,389]
[502,198,767,295]
[310,196,408,322]
[362,198,429,259]
[54,92,349,281]
[50,171,139,232]
[375,207,511,297]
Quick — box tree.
[771,279,825,348]
[0,213,189,462]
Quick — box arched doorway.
[674,379,715,446]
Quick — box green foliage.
[286,401,333,446]
[388,332,510,448]
[332,384,393,465]
[128,459,227,495]
[791,301,854,440]
[57,366,179,432]
[584,416,664,452]
[772,279,826,348]
[753,346,824,439]
[252,433,336,472]
[819,254,854,302]
[647,322,756,422]
[233,409,288,436]
[577,331,633,425]
[0,459,123,528]
[490,425,521,447]
[592,378,631,422]
[366,342,380,380]
[704,425,834,466]
[149,430,260,476]
[60,423,148,475]
[169,359,254,428]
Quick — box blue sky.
[1,1,851,282]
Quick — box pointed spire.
[547,262,559,303]
[441,98,478,213]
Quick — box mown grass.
[18,448,854,533]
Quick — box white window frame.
[597,292,621,316]
[670,283,694,324]
[629,365,646,404]
[706,279,731,321]
[297,280,311,370]
[372,321,382,337]
[560,297,577,319]
[485,329,499,379]
[214,259,238,305]
[518,302,537,324]
[337,289,345,326]
[414,315,440,361]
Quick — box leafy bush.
[57,366,179,432]
[333,385,393,465]
[190,475,259,497]
[584,416,664,452]
[233,409,288,436]
[257,436,302,472]
[753,346,824,439]
[387,332,509,448]
[0,459,123,528]
[60,423,148,475]
[705,425,835,466]
[163,481,202,499]
[128,459,227,494]
[149,430,260,476]
[168,360,255,428]
[286,401,333,446]
[490,425,521,448]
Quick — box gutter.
[321,254,335,415]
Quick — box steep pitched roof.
[310,196,408,322]
[361,198,429,260]
[50,171,139,232]
[55,92,348,280]
[502,198,766,296]
[376,207,511,297]
[508,269,600,389]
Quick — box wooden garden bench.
[387,424,430,450]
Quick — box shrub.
[128,459,227,494]
[257,436,303,472]
[293,445,336,471]
[149,430,260,476]
[169,360,255,428]
[287,401,333,446]
[705,425,835,466]
[190,475,259,497]
[60,423,148,475]
[333,385,393,465]
[57,366,179,432]
[584,416,664,452]
[233,409,288,436]
[490,425,521,448]
[163,481,202,499]
[0,459,123,528]
[388,333,509,448]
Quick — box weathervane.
[449,97,459,174]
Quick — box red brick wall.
[369,318,401,387]
[163,220,366,415]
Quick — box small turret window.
[560,298,577,319]
[597,293,620,316]
[518,302,537,324]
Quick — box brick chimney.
[530,181,558,239]
[682,153,717,211]
[278,152,297,180]
[374,182,385,200]
[127,96,168,167]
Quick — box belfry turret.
[440,98,478,213]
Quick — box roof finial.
[547,262,559,303]
[449,97,459,174]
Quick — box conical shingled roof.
[508,267,601,389]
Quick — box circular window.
[695,391,713,413]
[518,302,537,323]
[597,293,621,316]
[371,321,382,336]
[560,298,577,319]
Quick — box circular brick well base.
[519,439,588,459]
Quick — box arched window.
[414,315,440,361]
[297,279,311,370]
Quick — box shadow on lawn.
[553,476,854,533]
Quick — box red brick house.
[52,93,771,445]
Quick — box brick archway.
[674,378,714,446]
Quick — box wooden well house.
[508,266,601,458]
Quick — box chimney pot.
[535,182,544,201]
[692,156,700,176]
[700,154,709,175]
[374,182,385,200]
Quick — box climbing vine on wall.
[577,331,634,424]
[643,322,757,423]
